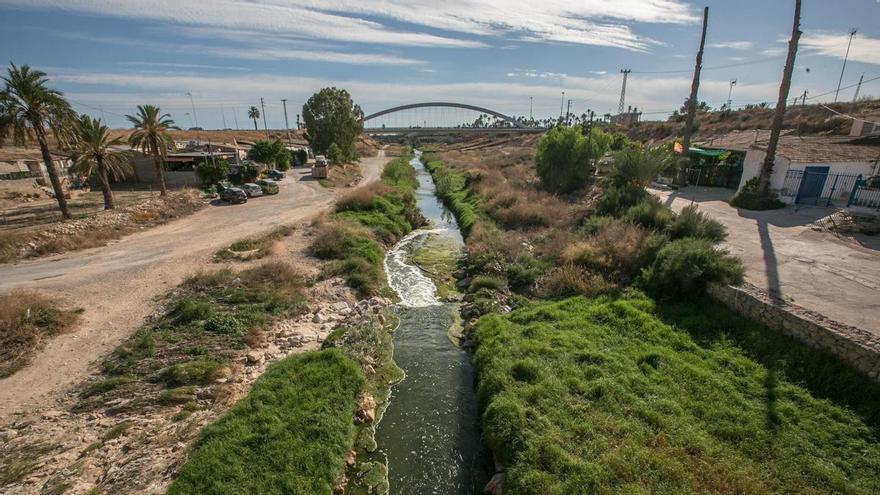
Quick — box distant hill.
[619,99,880,144]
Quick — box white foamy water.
[384,228,446,307]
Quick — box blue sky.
[1,0,879,129]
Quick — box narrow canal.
[378,151,490,494]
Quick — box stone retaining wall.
[708,282,880,381]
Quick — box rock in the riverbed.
[245,351,263,365]
[485,472,505,495]
[356,392,377,423]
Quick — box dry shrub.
[539,264,616,299]
[534,228,578,263]
[562,222,662,282]
[239,261,307,290]
[0,290,80,377]
[335,182,391,212]
[132,210,158,223]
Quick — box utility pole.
[565,99,572,126]
[853,73,864,102]
[529,96,533,121]
[834,29,857,103]
[296,114,301,130]
[682,6,709,153]
[220,104,228,130]
[232,107,240,130]
[726,79,737,109]
[281,99,291,143]
[801,90,808,105]
[618,69,632,115]
[260,97,268,138]
[186,92,198,128]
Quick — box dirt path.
[650,186,880,337]
[0,153,387,422]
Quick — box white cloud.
[801,32,880,66]
[507,70,568,80]
[50,67,780,123]
[1,0,696,50]
[708,41,755,50]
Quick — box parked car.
[219,185,247,204]
[257,179,279,195]
[241,183,263,198]
[265,169,285,180]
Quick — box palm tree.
[126,105,176,196]
[757,0,802,194]
[0,63,76,219]
[69,115,132,209]
[248,106,260,131]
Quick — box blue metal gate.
[848,177,880,209]
[779,169,861,207]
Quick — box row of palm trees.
[0,63,177,219]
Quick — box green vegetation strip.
[423,158,482,237]
[167,350,364,495]
[474,294,880,494]
[310,153,423,296]
[77,262,308,413]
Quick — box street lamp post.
[726,79,737,109]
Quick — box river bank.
[422,140,880,494]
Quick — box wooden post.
[758,0,801,195]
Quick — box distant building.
[610,106,642,126]
[0,147,72,184]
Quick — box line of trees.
[0,63,179,217]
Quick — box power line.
[631,56,783,75]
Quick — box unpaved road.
[651,186,880,337]
[0,153,386,422]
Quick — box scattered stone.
[245,351,263,365]
[312,313,325,324]
[331,301,350,312]
[355,392,377,424]
[42,410,65,420]
[344,450,357,466]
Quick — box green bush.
[506,256,547,292]
[195,158,230,186]
[167,350,365,495]
[535,126,604,193]
[594,184,647,217]
[327,143,342,164]
[729,177,785,210]
[204,313,245,335]
[171,298,215,323]
[667,205,727,243]
[622,196,674,230]
[539,264,616,299]
[609,146,675,188]
[469,275,507,293]
[157,358,223,387]
[641,238,743,298]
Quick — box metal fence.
[779,169,861,207]
[849,180,880,209]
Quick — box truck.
[312,155,329,179]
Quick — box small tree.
[68,115,132,209]
[326,142,342,164]
[195,158,230,186]
[247,140,275,164]
[271,140,290,170]
[302,87,363,160]
[610,147,676,189]
[535,126,606,193]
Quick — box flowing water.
[377,151,490,494]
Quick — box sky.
[1,0,879,129]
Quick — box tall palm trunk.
[252,118,258,131]
[34,123,71,219]
[96,155,114,209]
[153,152,167,196]
[758,0,802,194]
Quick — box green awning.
[687,147,727,158]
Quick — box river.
[377,151,490,494]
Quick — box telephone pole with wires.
[618,69,632,115]
[559,91,565,122]
[186,92,198,128]
[834,29,857,103]
[565,99,572,126]
[726,79,737,109]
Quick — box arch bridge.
[361,101,546,135]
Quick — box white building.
[698,130,880,205]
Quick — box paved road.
[651,186,880,337]
[0,153,387,421]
